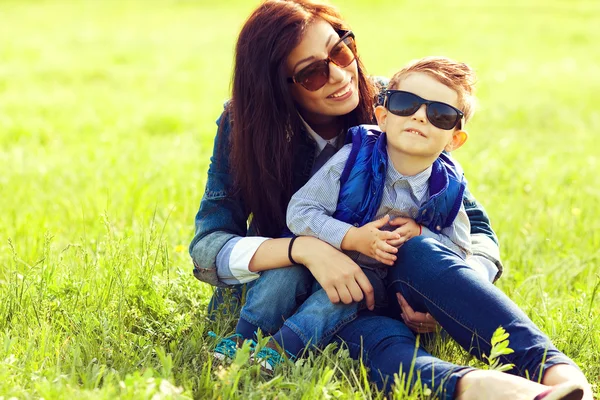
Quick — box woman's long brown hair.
[228,0,376,237]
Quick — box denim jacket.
[190,87,503,287]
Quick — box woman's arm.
[189,109,251,287]
[189,110,376,307]
[286,145,354,249]
[248,236,375,309]
[462,186,503,282]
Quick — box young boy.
[217,56,478,369]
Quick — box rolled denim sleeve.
[189,109,256,287]
[286,145,354,249]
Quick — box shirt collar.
[298,113,338,152]
[385,151,432,200]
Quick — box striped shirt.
[287,144,472,268]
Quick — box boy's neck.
[386,147,439,176]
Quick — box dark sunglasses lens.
[427,102,459,130]
[330,36,356,68]
[388,92,421,116]
[296,60,329,91]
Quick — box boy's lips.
[404,128,426,137]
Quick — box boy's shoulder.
[344,124,383,145]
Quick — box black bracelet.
[288,236,299,265]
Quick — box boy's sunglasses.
[384,90,464,130]
[287,31,357,92]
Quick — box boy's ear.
[374,105,387,132]
[445,130,468,152]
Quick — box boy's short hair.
[389,56,477,124]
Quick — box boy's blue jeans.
[231,236,577,397]
[238,266,388,352]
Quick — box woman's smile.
[327,79,353,100]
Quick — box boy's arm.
[287,145,400,265]
[286,145,355,249]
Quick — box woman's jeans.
[210,236,578,398]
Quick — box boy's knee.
[396,236,440,260]
[389,237,454,284]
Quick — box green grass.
[0,0,599,398]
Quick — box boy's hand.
[387,217,422,247]
[341,215,400,266]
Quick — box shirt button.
[422,209,427,215]
[353,223,359,227]
[436,225,442,231]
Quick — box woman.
[189,1,591,399]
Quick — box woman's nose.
[328,61,346,83]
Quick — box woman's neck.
[301,112,342,141]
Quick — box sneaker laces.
[208,331,249,361]
[254,345,297,371]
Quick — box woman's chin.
[326,92,360,116]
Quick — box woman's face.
[285,19,360,125]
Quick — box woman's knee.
[249,265,313,302]
[257,265,312,289]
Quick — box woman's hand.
[293,236,376,310]
[341,215,400,266]
[397,293,438,333]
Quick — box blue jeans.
[237,266,388,354]
[334,311,473,399]
[384,236,577,380]
[211,236,578,397]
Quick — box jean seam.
[435,366,475,400]
[531,354,577,382]
[284,319,311,346]
[320,311,359,346]
[390,277,521,375]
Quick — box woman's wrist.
[290,236,321,267]
[290,236,308,266]
[288,236,299,264]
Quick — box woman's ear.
[445,130,468,152]
[375,105,388,132]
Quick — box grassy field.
[1,0,599,398]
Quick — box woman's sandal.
[533,382,584,400]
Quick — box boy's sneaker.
[208,331,249,362]
[254,342,297,373]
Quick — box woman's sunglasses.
[287,31,357,92]
[384,90,464,130]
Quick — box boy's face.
[376,72,467,159]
